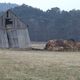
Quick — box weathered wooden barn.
[0,10,30,48]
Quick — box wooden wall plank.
[0,10,31,48]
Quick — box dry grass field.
[0,43,80,80]
[0,50,80,80]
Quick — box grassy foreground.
[0,50,80,80]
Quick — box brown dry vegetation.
[0,48,80,80]
[45,39,80,51]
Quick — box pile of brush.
[44,39,80,51]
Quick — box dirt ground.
[31,42,46,49]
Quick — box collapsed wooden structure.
[45,39,80,51]
[0,10,30,48]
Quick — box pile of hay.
[44,39,80,51]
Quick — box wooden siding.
[0,10,31,48]
[0,29,8,48]
[17,29,30,48]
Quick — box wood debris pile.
[45,39,80,51]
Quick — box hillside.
[0,3,18,12]
[12,4,80,41]
[0,4,80,41]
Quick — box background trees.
[1,3,80,41]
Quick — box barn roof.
[0,9,29,27]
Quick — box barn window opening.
[7,11,8,17]
[5,18,13,25]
